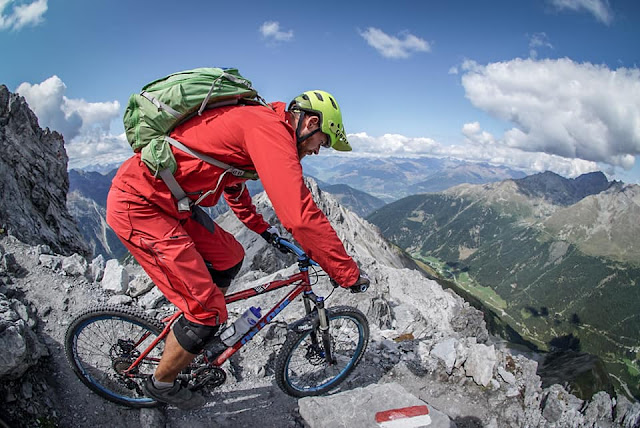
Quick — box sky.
[1,0,640,183]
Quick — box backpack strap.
[164,136,258,180]
[157,168,192,212]
[158,136,259,212]
[141,91,182,118]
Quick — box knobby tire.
[64,304,164,408]
[275,306,369,397]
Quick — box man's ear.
[306,115,320,130]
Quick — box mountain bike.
[64,238,370,408]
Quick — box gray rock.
[36,244,52,255]
[38,254,62,270]
[101,259,128,294]
[581,391,615,427]
[299,383,454,428]
[615,395,640,428]
[0,294,47,379]
[541,384,585,424]
[138,287,165,309]
[497,365,516,385]
[89,254,105,282]
[464,343,497,387]
[127,273,154,298]
[450,303,488,343]
[1,252,19,273]
[107,295,133,305]
[431,338,457,374]
[0,85,89,256]
[61,253,88,276]
[139,408,166,428]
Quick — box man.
[106,89,369,409]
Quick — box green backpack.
[123,67,264,211]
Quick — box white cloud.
[349,132,439,154]
[63,97,119,135]
[528,32,553,59]
[347,130,600,179]
[66,133,132,170]
[16,76,83,139]
[460,58,640,170]
[16,76,125,168]
[359,27,430,59]
[459,122,599,177]
[548,0,613,25]
[260,21,293,43]
[0,0,47,31]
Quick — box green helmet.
[288,90,351,151]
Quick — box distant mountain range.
[303,155,526,202]
[68,155,524,259]
[83,155,527,204]
[368,171,640,399]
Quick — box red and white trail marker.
[375,405,432,428]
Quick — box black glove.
[261,226,289,254]
[331,272,370,293]
[349,273,370,293]
[260,225,281,244]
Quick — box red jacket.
[111,102,360,287]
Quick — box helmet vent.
[329,97,337,109]
[314,92,324,101]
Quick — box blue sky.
[2,0,640,183]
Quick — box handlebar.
[272,237,368,293]
[272,237,319,266]
[350,281,369,293]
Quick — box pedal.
[189,366,226,391]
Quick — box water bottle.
[219,306,262,346]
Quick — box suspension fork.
[303,291,334,365]
[299,260,334,364]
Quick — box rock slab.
[298,383,455,428]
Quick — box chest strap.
[159,136,258,212]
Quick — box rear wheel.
[64,304,164,408]
[275,306,369,397]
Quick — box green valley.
[368,173,640,399]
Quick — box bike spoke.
[284,314,363,392]
[71,316,163,401]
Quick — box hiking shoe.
[142,376,205,410]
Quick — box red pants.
[106,188,244,326]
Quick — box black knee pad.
[173,316,220,354]
[206,259,243,289]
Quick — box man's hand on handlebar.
[349,272,370,293]
[261,226,289,254]
[260,225,281,244]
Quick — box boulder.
[464,343,497,387]
[101,259,128,294]
[299,383,453,428]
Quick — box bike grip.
[350,282,369,293]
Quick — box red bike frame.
[124,267,314,375]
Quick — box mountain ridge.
[0,85,88,256]
[368,170,640,399]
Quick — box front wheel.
[64,304,165,408]
[275,306,369,397]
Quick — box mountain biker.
[106,89,370,409]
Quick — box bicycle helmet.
[288,90,351,151]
